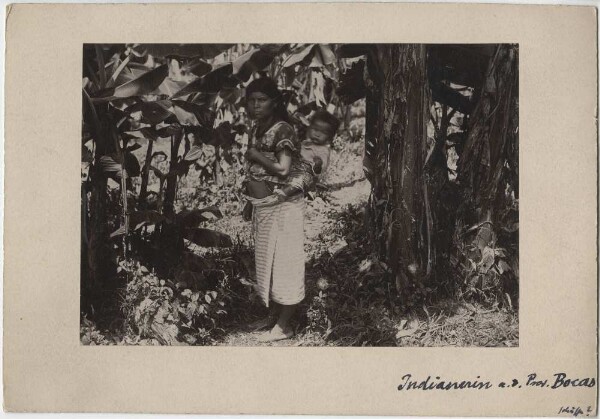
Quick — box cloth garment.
[246,121,300,186]
[286,140,332,192]
[252,194,305,307]
[299,140,331,176]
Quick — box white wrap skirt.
[251,194,306,307]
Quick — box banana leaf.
[92,64,169,102]
[143,44,233,59]
[171,63,234,98]
[186,228,233,248]
[177,206,223,228]
[232,48,275,82]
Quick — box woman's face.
[247,92,276,121]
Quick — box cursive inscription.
[397,372,596,392]
[558,406,594,417]
[397,374,493,391]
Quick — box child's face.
[307,120,334,145]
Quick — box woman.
[243,77,305,342]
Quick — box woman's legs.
[247,303,280,331]
[258,303,296,341]
[274,303,296,333]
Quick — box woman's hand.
[245,147,261,163]
[246,146,292,178]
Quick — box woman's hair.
[245,77,291,123]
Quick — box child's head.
[307,110,340,145]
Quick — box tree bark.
[366,45,432,297]
[458,45,518,226]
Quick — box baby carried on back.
[244,110,340,210]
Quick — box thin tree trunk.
[139,138,154,208]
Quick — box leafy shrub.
[80,315,113,345]
[450,221,518,309]
[119,261,230,345]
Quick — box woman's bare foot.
[257,324,294,342]
[247,315,277,332]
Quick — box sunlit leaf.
[124,100,174,126]
[94,64,169,101]
[181,58,212,77]
[152,78,188,97]
[171,100,215,127]
[110,225,127,239]
[283,44,316,68]
[183,145,203,161]
[309,44,335,68]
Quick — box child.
[244,110,339,214]
[277,110,340,199]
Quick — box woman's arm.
[246,147,292,177]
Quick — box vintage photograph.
[81,43,519,347]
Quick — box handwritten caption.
[397,373,596,416]
[397,373,596,392]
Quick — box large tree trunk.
[458,45,518,225]
[366,45,433,298]
[455,44,519,304]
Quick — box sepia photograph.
[5,3,597,414]
[80,43,519,347]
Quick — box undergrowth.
[81,137,519,347]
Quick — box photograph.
[80,43,519,347]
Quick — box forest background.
[81,43,519,346]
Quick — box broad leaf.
[171,100,215,127]
[151,151,168,162]
[212,122,236,149]
[156,124,183,138]
[184,125,214,145]
[258,44,289,55]
[183,145,204,161]
[143,44,233,59]
[283,44,316,68]
[152,78,189,97]
[125,143,142,152]
[181,251,209,272]
[149,165,167,179]
[110,225,127,239]
[140,127,160,141]
[335,44,373,58]
[309,44,336,68]
[177,206,223,228]
[171,63,234,98]
[94,64,169,101]
[186,228,233,248]
[125,100,174,126]
[181,58,212,77]
[232,48,275,82]
[98,152,140,179]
